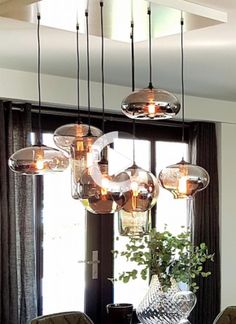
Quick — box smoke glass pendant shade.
[118,209,150,237]
[113,163,159,213]
[8,145,69,175]
[158,159,210,199]
[78,157,126,214]
[121,87,181,120]
[70,132,102,199]
[53,123,103,153]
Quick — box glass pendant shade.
[113,163,159,213]
[158,159,210,199]
[121,87,180,120]
[78,156,126,214]
[53,123,103,154]
[8,145,69,175]
[70,132,103,199]
[118,209,150,237]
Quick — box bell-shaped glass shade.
[70,133,101,199]
[8,145,69,175]
[118,209,150,237]
[121,87,180,120]
[112,163,159,213]
[53,123,103,153]
[78,158,127,214]
[158,159,210,199]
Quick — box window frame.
[31,105,190,324]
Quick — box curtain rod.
[10,102,189,129]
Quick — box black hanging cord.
[36,13,42,145]
[131,21,135,93]
[181,12,185,143]
[148,7,153,90]
[131,21,136,164]
[100,1,105,133]
[76,23,81,123]
[85,10,91,132]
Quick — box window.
[113,138,188,307]
[34,110,190,323]
[41,134,86,314]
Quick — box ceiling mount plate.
[0,0,227,42]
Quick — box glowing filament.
[101,177,109,199]
[148,103,156,115]
[35,148,44,170]
[131,181,139,209]
[76,140,84,152]
[178,176,188,194]
[178,164,189,194]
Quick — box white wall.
[1,67,236,309]
[217,123,236,309]
[1,67,236,124]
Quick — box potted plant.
[112,227,214,323]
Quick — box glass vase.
[136,275,196,324]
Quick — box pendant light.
[53,23,102,155]
[113,20,159,215]
[121,5,180,120]
[8,13,69,175]
[71,10,104,199]
[78,1,127,214]
[53,17,102,198]
[158,13,210,199]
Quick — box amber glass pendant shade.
[113,163,159,213]
[53,123,103,154]
[121,87,180,120]
[8,145,69,175]
[118,209,150,237]
[158,159,210,199]
[78,156,127,214]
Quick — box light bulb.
[34,147,44,170]
[35,158,44,170]
[144,102,161,118]
[178,176,188,194]
[101,177,109,198]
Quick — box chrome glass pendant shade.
[78,156,127,214]
[121,86,180,120]
[78,2,127,213]
[113,163,159,213]
[121,6,180,120]
[53,23,102,155]
[8,13,69,176]
[70,132,103,199]
[53,123,102,153]
[158,15,210,198]
[8,145,69,175]
[158,159,210,199]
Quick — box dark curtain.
[189,122,220,324]
[0,102,37,324]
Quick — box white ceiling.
[0,0,236,102]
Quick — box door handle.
[78,250,100,279]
